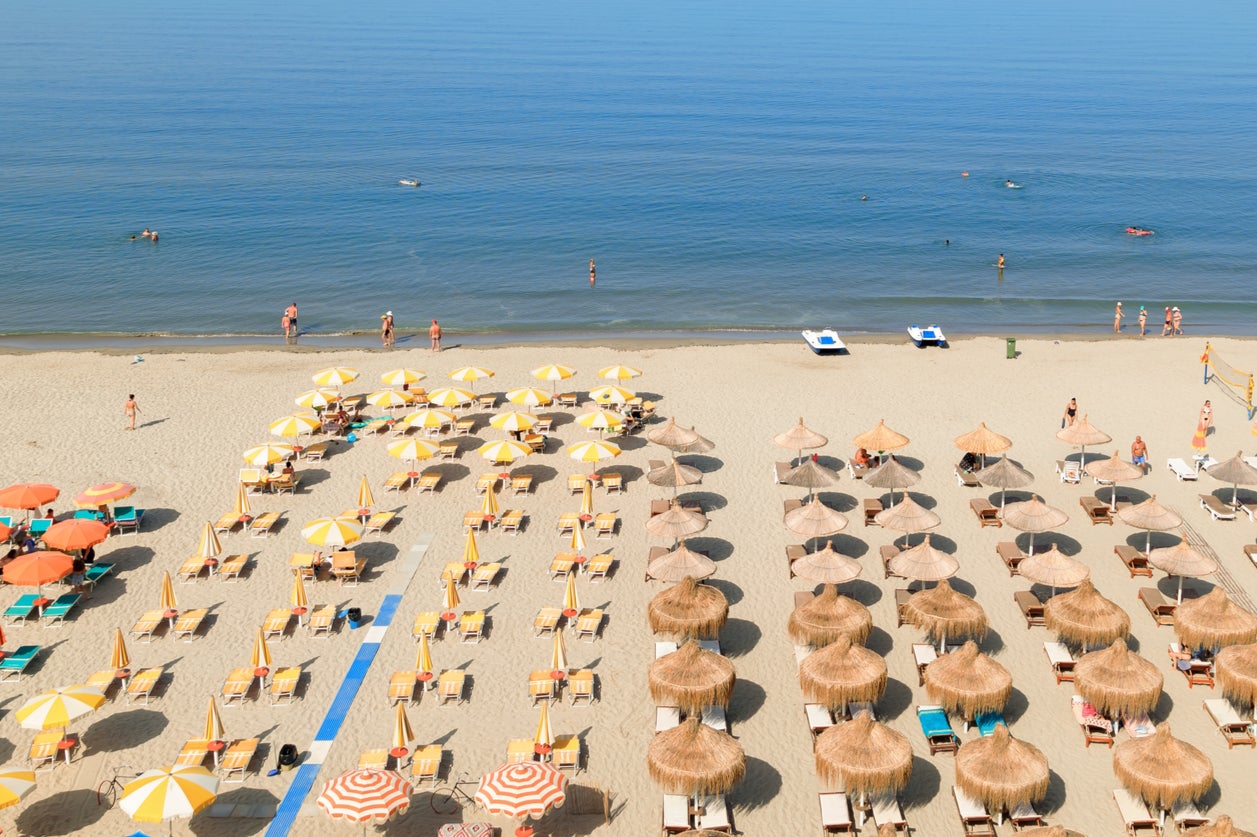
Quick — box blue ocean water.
[2,0,1255,339]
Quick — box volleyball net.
[1201,342,1255,419]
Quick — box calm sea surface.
[2,1,1255,340]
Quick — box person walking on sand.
[381,311,394,348]
[1062,397,1078,428]
[124,394,141,430]
[1137,306,1147,337]
[429,319,442,353]
[589,258,596,287]
[1113,301,1123,333]
[1131,435,1149,473]
[1172,306,1183,335]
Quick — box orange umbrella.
[0,483,59,512]
[0,521,9,542]
[2,551,73,591]
[42,520,109,552]
[74,482,136,506]
[159,571,178,611]
[110,628,131,670]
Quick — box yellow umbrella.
[551,629,569,672]
[427,387,475,407]
[532,364,576,392]
[291,572,309,610]
[567,440,622,463]
[463,528,481,566]
[401,408,456,430]
[242,443,295,467]
[570,522,587,554]
[563,571,580,614]
[506,387,553,409]
[392,702,415,751]
[204,697,225,742]
[576,409,625,434]
[479,440,532,465]
[448,366,495,386]
[311,367,359,387]
[535,701,554,750]
[597,365,642,381]
[579,479,594,517]
[16,685,106,730]
[269,414,321,438]
[356,475,375,510]
[119,765,219,824]
[387,438,440,462]
[482,484,500,520]
[589,384,635,405]
[380,368,426,387]
[365,389,414,409]
[159,571,177,611]
[490,411,539,433]
[294,388,340,409]
[250,628,272,668]
[301,517,363,547]
[0,770,36,812]
[416,632,433,676]
[443,576,461,615]
[110,628,131,670]
[196,522,222,559]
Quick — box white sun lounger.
[1167,458,1199,481]
[871,794,908,833]
[1113,788,1160,836]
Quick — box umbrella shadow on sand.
[864,626,896,659]
[188,789,281,837]
[719,618,761,658]
[815,491,858,513]
[703,578,743,606]
[1125,531,1181,551]
[731,756,781,810]
[1002,686,1031,725]
[878,677,916,722]
[1098,486,1152,505]
[900,756,942,810]
[1040,769,1068,814]
[18,789,107,836]
[684,537,734,562]
[837,579,882,606]
[677,490,727,512]
[133,507,179,532]
[979,627,1007,655]
[728,679,767,724]
[680,454,723,474]
[82,708,168,753]
[294,467,332,489]
[1011,533,1081,557]
[101,544,155,568]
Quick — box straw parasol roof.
[645,503,709,541]
[674,428,715,454]
[852,420,909,453]
[954,423,1013,456]
[1148,538,1218,602]
[903,579,988,644]
[788,585,873,646]
[647,417,702,451]
[1085,451,1145,509]
[1016,829,1087,837]
[1174,588,1257,649]
[1217,644,1257,706]
[781,459,841,496]
[976,457,1035,507]
[1113,722,1213,811]
[799,636,887,708]
[647,460,703,490]
[784,497,848,539]
[814,711,912,797]
[1002,495,1069,554]
[1186,817,1256,837]
[648,640,735,712]
[1206,451,1257,505]
[1056,414,1112,448]
[863,457,921,500]
[874,494,940,540]
[1074,639,1163,716]
[954,724,1050,812]
[774,418,828,457]
[647,541,716,583]
[887,535,960,582]
[1044,580,1130,648]
[1016,546,1091,592]
[1116,496,1183,552]
[789,541,863,586]
[648,576,729,639]
[923,640,1013,716]
[647,718,745,796]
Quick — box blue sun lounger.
[84,562,116,589]
[4,595,42,625]
[41,593,82,627]
[917,705,959,754]
[28,518,52,537]
[975,710,1006,737]
[0,645,42,681]
[114,507,144,535]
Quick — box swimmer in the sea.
[860,195,868,201]
[997,254,1005,270]
[1005,180,1017,188]
[589,258,596,287]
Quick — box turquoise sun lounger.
[4,595,41,625]
[0,645,41,681]
[917,705,959,754]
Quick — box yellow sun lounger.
[411,744,443,786]
[175,738,211,768]
[364,511,396,536]
[358,749,389,770]
[262,608,293,640]
[500,509,525,535]
[459,610,485,643]
[568,669,595,706]
[475,473,499,494]
[585,554,614,581]
[462,511,488,531]
[307,604,336,636]
[125,668,163,705]
[218,554,248,581]
[534,607,563,636]
[269,667,301,705]
[171,608,208,642]
[574,608,604,641]
[437,669,466,704]
[389,671,419,706]
[440,562,468,587]
[29,730,65,770]
[177,556,209,583]
[249,512,281,538]
[549,555,575,580]
[130,609,165,642]
[383,471,413,492]
[556,512,580,535]
[413,611,441,640]
[221,667,256,706]
[212,512,245,534]
[506,738,533,764]
[594,513,618,538]
[567,473,588,493]
[511,474,533,495]
[416,472,442,493]
[218,737,259,783]
[86,668,125,699]
[529,670,557,706]
[553,735,582,772]
[470,562,502,591]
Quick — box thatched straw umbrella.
[647,417,702,451]
[781,459,841,502]
[1002,495,1069,555]
[1217,644,1257,707]
[1017,545,1090,595]
[675,831,735,837]
[976,456,1034,508]
[1044,580,1130,650]
[887,535,959,585]
[1175,588,1257,650]
[954,422,1013,468]
[1148,538,1218,603]
[1017,826,1088,837]
[645,502,709,544]
[799,636,887,709]
[1084,451,1145,510]
[648,718,745,799]
[955,725,1049,814]
[922,640,1013,717]
[815,711,912,804]
[864,456,920,506]
[647,541,716,583]
[1206,451,1257,506]
[1187,815,1257,837]
[648,576,728,639]
[647,460,703,497]
[774,418,828,464]
[648,640,735,713]
[1113,723,1213,813]
[785,497,848,545]
[788,584,872,646]
[674,427,715,455]
[790,541,862,586]
[1056,414,1111,463]
[1116,496,1183,553]
[903,579,988,652]
[874,494,940,547]
[1074,639,1162,717]
[852,420,909,454]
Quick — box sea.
[2,0,1255,345]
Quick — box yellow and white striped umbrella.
[481,484,500,519]
[415,632,433,675]
[16,684,106,730]
[196,522,222,559]
[597,365,642,381]
[242,443,296,467]
[204,697,225,742]
[356,475,375,510]
[531,364,576,392]
[233,482,251,517]
[365,389,414,409]
[250,628,272,668]
[570,521,586,554]
[426,387,475,408]
[386,438,440,463]
[448,366,495,386]
[111,628,131,670]
[576,409,624,433]
[589,384,636,405]
[269,414,321,438]
[291,572,309,610]
[462,528,480,566]
[302,517,363,547]
[159,571,178,611]
[0,770,36,811]
[489,411,538,433]
[380,368,426,387]
[478,440,532,465]
[562,571,579,613]
[567,440,622,463]
[119,765,219,824]
[443,576,461,613]
[295,388,340,410]
[579,480,593,518]
[401,408,456,430]
[392,702,414,751]
[505,387,553,409]
[311,367,359,387]
[550,630,568,672]
[535,701,553,749]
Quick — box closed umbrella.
[863,456,920,506]
[1056,415,1111,463]
[416,632,434,678]
[242,443,295,467]
[789,542,863,587]
[874,495,939,546]
[788,584,872,646]
[781,459,841,502]
[784,497,848,543]
[1044,580,1130,650]
[953,423,1013,468]
[887,535,960,584]
[111,628,131,670]
[647,542,716,582]
[1085,451,1145,510]
[380,368,425,387]
[392,702,414,753]
[976,457,1034,508]
[356,475,375,512]
[1117,497,1183,553]
[43,519,109,552]
[195,522,222,559]
[1002,496,1069,555]
[316,768,411,825]
[569,520,586,555]
[550,630,568,672]
[852,420,909,454]
[578,479,593,519]
[387,438,439,462]
[1205,451,1257,506]
[158,571,178,612]
[774,418,829,465]
[1216,644,1257,707]
[475,761,568,820]
[799,636,886,709]
[903,579,988,651]
[482,483,500,522]
[534,701,553,752]
[646,504,709,542]
[922,640,1012,716]
[291,572,309,614]
[204,698,225,745]
[648,718,744,798]
[443,576,461,617]
[648,575,728,638]
[814,711,912,801]
[120,765,219,825]
[1148,538,1218,603]
[311,367,358,387]
[648,640,735,712]
[1074,639,1162,716]
[955,725,1049,815]
[1174,588,1257,649]
[1016,546,1090,595]
[1113,723,1212,814]
[233,481,250,519]
[250,628,272,669]
[561,571,579,615]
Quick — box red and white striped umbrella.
[474,761,567,819]
[316,769,411,825]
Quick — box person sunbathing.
[853,448,872,468]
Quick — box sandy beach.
[2,335,1256,837]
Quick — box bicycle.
[429,771,477,815]
[97,765,141,808]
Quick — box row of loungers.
[660,638,732,835]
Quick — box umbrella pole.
[1000,487,1006,509]
[1145,530,1152,553]
[1027,533,1035,556]
[1177,576,1184,605]
[1110,483,1118,512]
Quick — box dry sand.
[2,335,1256,837]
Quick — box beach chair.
[523,432,546,453]
[3,594,40,625]
[216,554,247,581]
[0,645,41,682]
[1115,544,1153,578]
[553,734,582,772]
[1055,460,1081,485]
[574,608,604,641]
[782,497,803,521]
[413,611,441,640]
[569,669,595,705]
[125,668,163,705]
[28,517,52,538]
[969,498,1002,528]
[389,671,419,705]
[509,474,533,496]
[805,703,836,739]
[175,739,211,768]
[953,787,996,836]
[82,561,115,590]
[529,670,557,705]
[270,473,299,495]
[454,418,476,436]
[458,610,485,643]
[863,498,883,527]
[1244,543,1257,567]
[1167,458,1199,481]
[848,460,869,480]
[470,562,502,591]
[500,509,524,535]
[86,668,124,699]
[505,739,534,765]
[1121,711,1156,738]
[1113,788,1162,836]
[556,512,580,535]
[114,506,144,535]
[1138,587,1176,626]
[650,498,671,518]
[995,541,1025,576]
[331,551,366,585]
[438,440,460,460]
[440,562,468,588]
[213,512,244,534]
[217,737,259,783]
[656,706,681,733]
[409,743,443,786]
[475,473,499,494]
[1080,496,1114,525]
[662,794,691,835]
[586,554,614,581]
[1200,494,1238,521]
[1170,642,1214,687]
[1044,641,1076,684]
[358,749,389,770]
[364,511,396,536]
[462,510,488,531]
[594,512,618,538]
[955,467,981,488]
[416,471,442,494]
[1204,698,1256,748]
[437,669,466,704]
[911,643,937,686]
[567,473,588,494]
[870,794,909,834]
[171,608,208,641]
[894,588,912,627]
[602,471,624,494]
[696,794,731,833]
[28,730,65,770]
[1172,801,1210,831]
[130,609,165,642]
[239,469,268,494]
[1005,801,1044,829]
[262,608,293,640]
[307,604,336,636]
[975,710,1005,737]
[772,461,792,484]
[177,555,208,583]
[819,791,854,834]
[248,512,281,538]
[383,471,412,493]
[655,641,679,658]
[785,544,806,577]
[289,552,317,581]
[268,667,301,704]
[40,593,81,626]
[883,545,905,580]
[916,705,959,754]
[220,667,255,707]
[1072,695,1114,747]
[549,555,576,580]
[299,441,329,461]
[1014,591,1045,627]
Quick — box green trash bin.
[1006,337,1017,359]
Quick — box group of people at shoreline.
[278,301,442,351]
[1114,301,1184,337]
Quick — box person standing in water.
[285,302,298,341]
[1113,301,1124,333]
[1137,306,1147,337]
[429,319,442,353]
[380,311,394,348]
[589,258,596,287]
[1162,306,1172,336]
[997,254,1005,270]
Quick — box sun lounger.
[993,541,1025,577]
[871,794,909,834]
[1204,698,1255,748]
[953,787,996,836]
[436,439,459,460]
[454,418,476,436]
[782,498,803,521]
[1200,493,1238,521]
[405,743,443,786]
[594,512,618,538]
[863,498,883,527]
[1080,496,1114,525]
[213,512,245,534]
[383,471,413,493]
[437,669,466,704]
[805,703,836,739]
[1014,591,1046,627]
[86,668,124,698]
[1167,458,1199,481]
[503,738,533,765]
[331,551,366,585]
[413,611,441,640]
[506,474,533,497]
[240,468,267,494]
[568,668,595,705]
[1244,543,1257,567]
[269,667,300,705]
[1170,642,1214,687]
[883,545,905,580]
[549,554,575,580]
[469,562,502,591]
[656,641,679,659]
[81,561,115,590]
[262,608,293,640]
[0,645,41,682]
[177,556,208,583]
[249,512,281,538]
[130,609,165,642]
[176,738,211,768]
[847,459,869,480]
[270,473,300,495]
[969,498,1002,528]
[696,794,731,833]
[125,667,163,705]
[475,473,499,494]
[300,441,329,461]
[1115,545,1153,578]
[917,705,959,754]
[529,669,557,705]
[1072,695,1114,747]
[574,608,604,640]
[1055,460,1081,485]
[975,710,1005,737]
[567,473,589,494]
[1113,788,1162,836]
[1172,801,1210,831]
[171,608,207,641]
[364,511,396,536]
[1044,641,1076,684]
[460,510,487,532]
[29,730,66,770]
[662,793,691,834]
[459,610,485,643]
[534,606,563,635]
[406,471,438,495]
[782,544,806,577]
[305,604,335,636]
[894,587,912,627]
[819,791,854,834]
[1138,587,1176,626]
[552,734,582,772]
[440,562,468,588]
[39,593,80,626]
[1005,801,1043,829]
[556,512,580,535]
[220,667,255,707]
[656,706,681,734]
[1121,711,1156,738]
[358,749,389,770]
[217,737,259,783]
[585,554,614,581]
[955,467,981,488]
[113,506,144,535]
[499,508,524,535]
[26,517,51,538]
[912,643,937,686]
[3,594,40,625]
